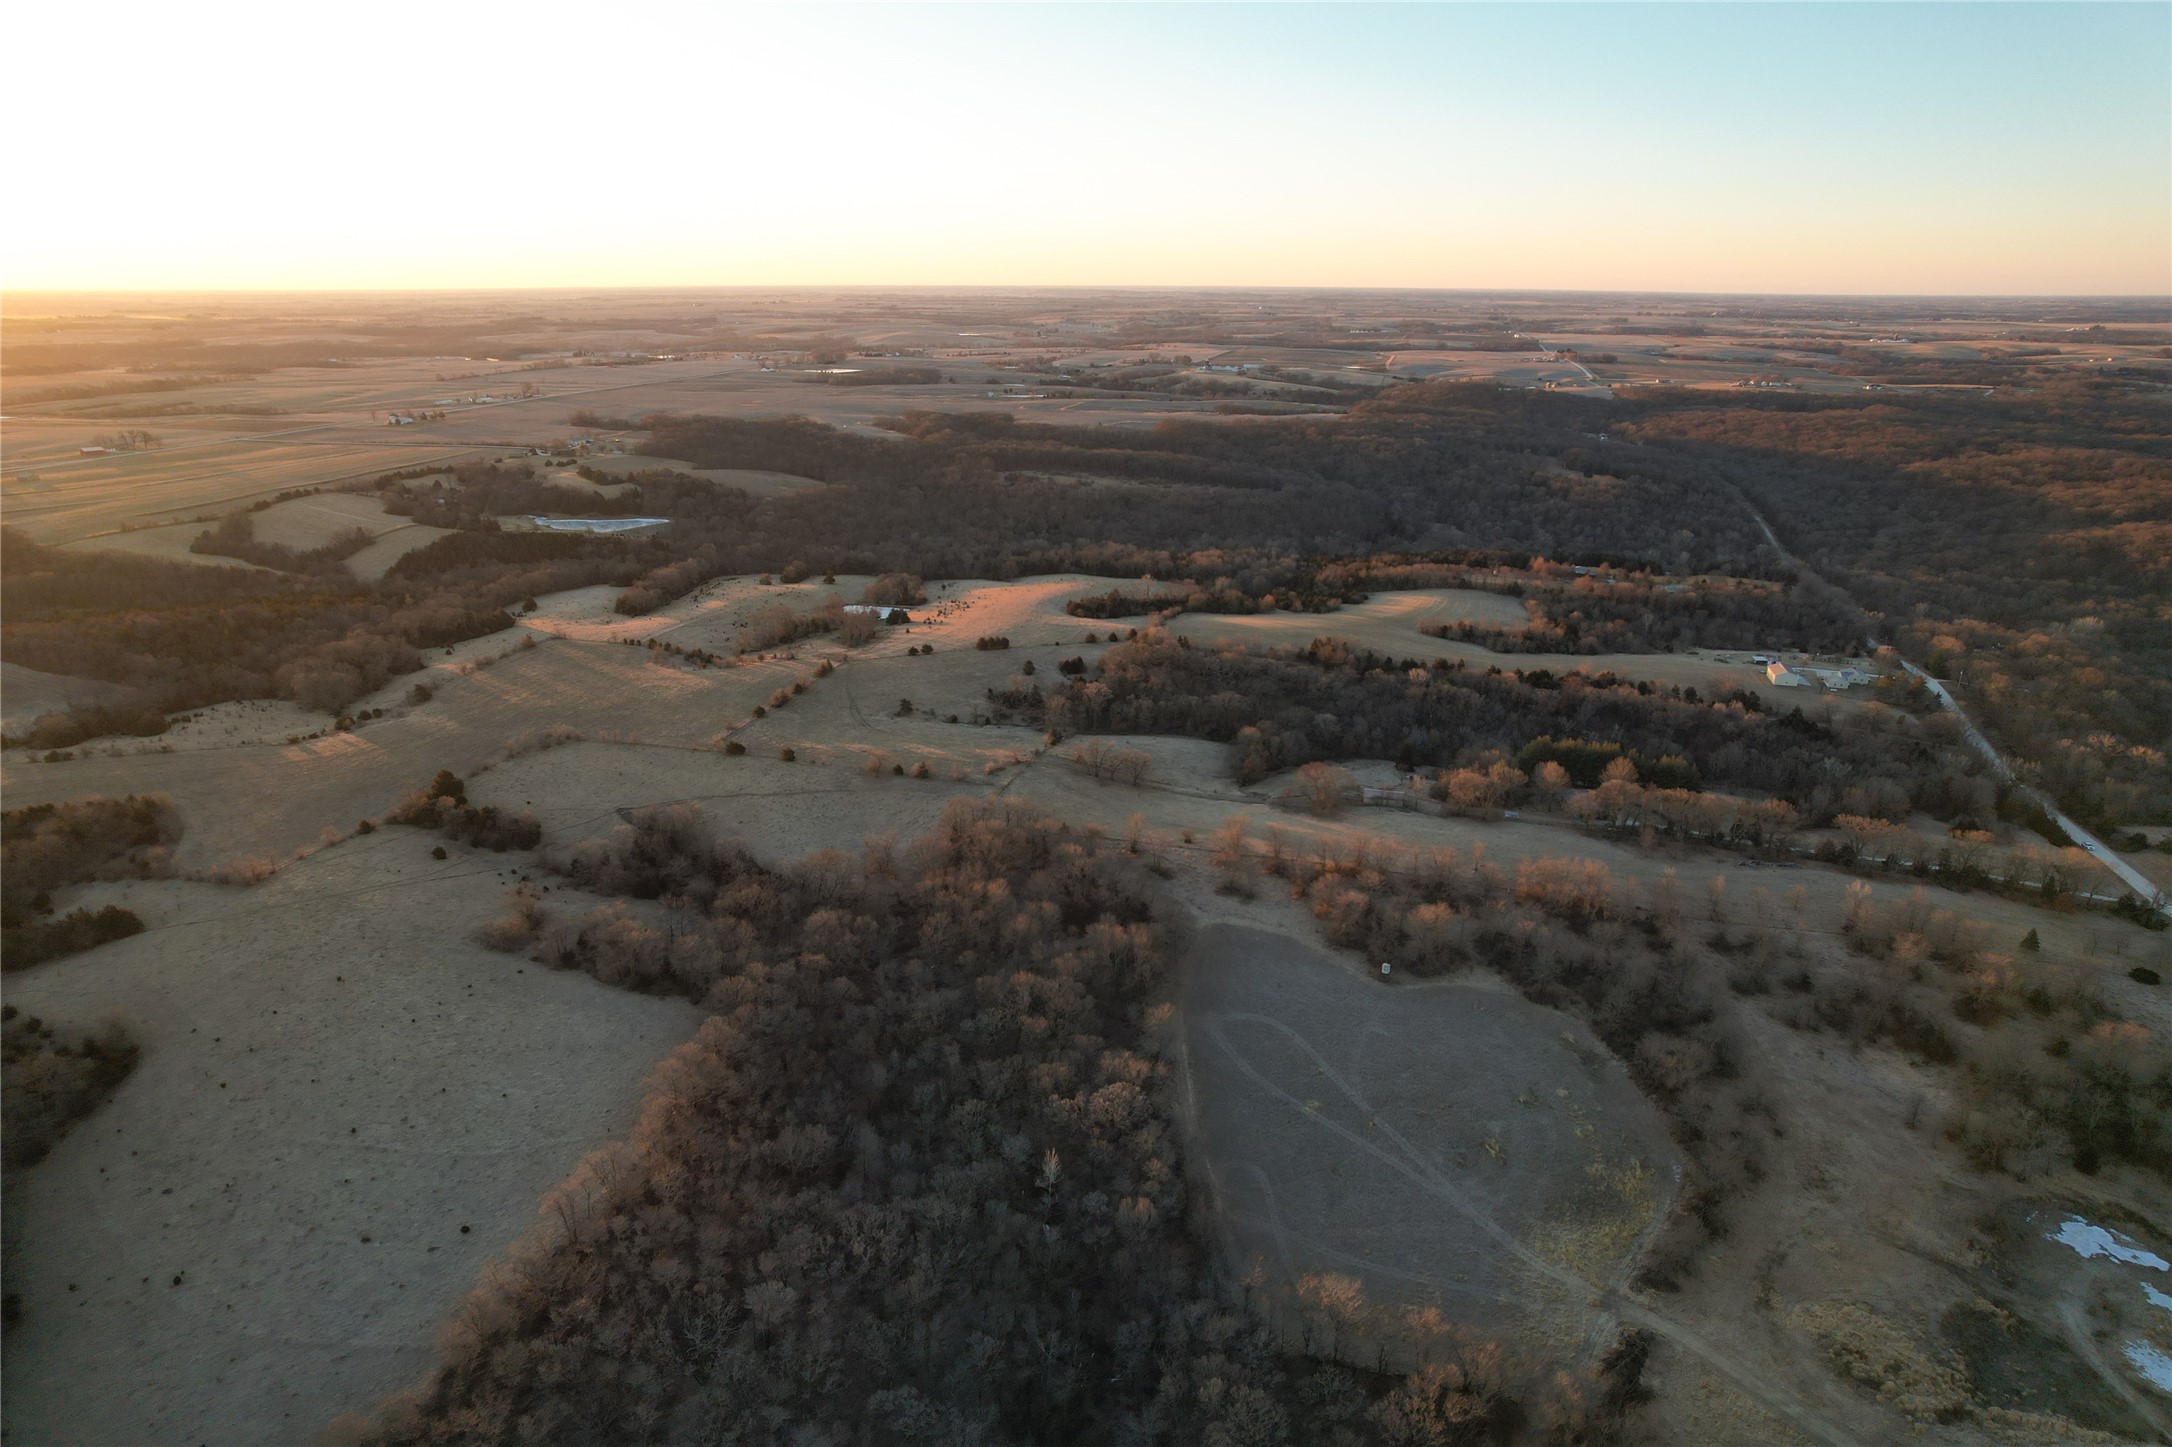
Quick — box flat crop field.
[58,491,456,579]
[343,523,457,580]
[4,432,496,543]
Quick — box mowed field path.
[1181,924,1863,1447]
[1184,924,1680,1340]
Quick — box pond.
[530,516,668,534]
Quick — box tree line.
[344,799,1646,1445]
[1044,632,1999,826]
[190,511,376,576]
[1421,572,1865,657]
[3,1004,142,1332]
[2,795,178,970]
[1616,379,2170,826]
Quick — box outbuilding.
[1766,662,1809,687]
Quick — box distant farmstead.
[843,604,912,624]
[1765,662,1809,688]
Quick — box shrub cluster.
[738,598,841,653]
[1835,890,2172,1178]
[2,906,145,973]
[1,795,177,968]
[386,771,543,853]
[2,1005,138,1170]
[1070,738,1152,786]
[860,572,925,606]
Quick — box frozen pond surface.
[2042,1215,2172,1402]
[2122,1340,2172,1393]
[2049,1216,2170,1271]
[531,516,668,534]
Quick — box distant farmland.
[2,432,504,543]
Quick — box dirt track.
[1182,923,1678,1353]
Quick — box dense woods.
[627,380,2167,824]
[1,528,577,739]
[2,526,301,618]
[1045,633,1996,825]
[12,381,1782,750]
[10,376,2163,829]
[639,389,1778,580]
[1618,381,2171,825]
[356,800,1642,1445]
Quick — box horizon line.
[5,282,2169,305]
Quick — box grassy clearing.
[1182,922,1678,1354]
[0,833,697,1446]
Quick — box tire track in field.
[1203,1009,1859,1446]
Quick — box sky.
[5,1,2167,295]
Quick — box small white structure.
[1766,661,1809,687]
[844,604,912,623]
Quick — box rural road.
[1514,334,1598,384]
[1736,498,2166,921]
[1891,656,2167,916]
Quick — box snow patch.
[2048,1217,2169,1271]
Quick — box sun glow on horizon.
[5,2,2167,297]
